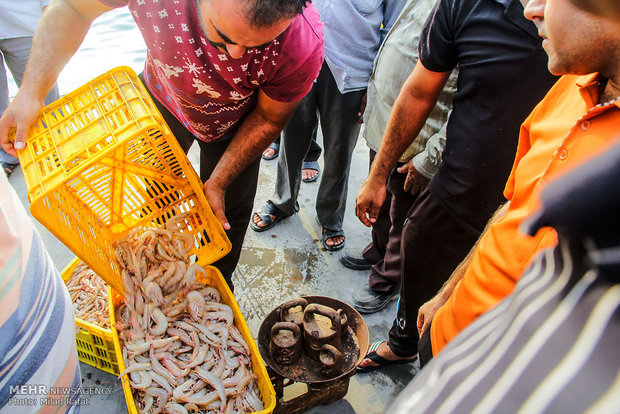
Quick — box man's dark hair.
[246,0,311,27]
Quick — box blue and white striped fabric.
[314,0,406,93]
[0,172,81,414]
[390,234,620,414]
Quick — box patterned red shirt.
[98,0,324,142]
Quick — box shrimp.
[193,366,227,412]
[144,387,169,414]
[149,305,169,336]
[165,402,189,414]
[143,281,164,306]
[200,286,221,303]
[150,345,177,388]
[118,362,151,379]
[129,371,153,390]
[172,378,195,400]
[186,291,205,322]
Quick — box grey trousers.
[0,36,59,164]
[270,61,365,232]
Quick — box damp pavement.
[8,129,419,413]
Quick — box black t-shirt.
[419,0,558,231]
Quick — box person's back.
[419,0,558,231]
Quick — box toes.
[252,213,265,227]
[302,169,318,181]
[326,236,344,247]
[359,357,378,368]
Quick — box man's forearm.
[20,0,108,101]
[369,63,450,185]
[207,109,283,190]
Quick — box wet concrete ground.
[8,130,419,413]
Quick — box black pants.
[364,150,419,294]
[418,319,433,368]
[270,61,365,232]
[387,189,481,357]
[143,76,260,290]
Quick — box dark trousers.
[145,78,260,290]
[418,320,433,368]
[271,61,365,231]
[387,189,481,357]
[272,132,322,163]
[364,150,419,294]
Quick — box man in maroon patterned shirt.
[0,0,324,288]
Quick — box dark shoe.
[2,161,19,178]
[322,227,345,251]
[351,283,399,314]
[250,201,289,232]
[302,160,320,183]
[357,341,418,373]
[261,141,279,160]
[339,247,371,270]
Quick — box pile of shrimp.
[114,212,264,414]
[66,262,110,329]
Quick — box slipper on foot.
[2,161,19,178]
[356,341,418,373]
[322,227,345,251]
[302,160,320,183]
[262,141,280,160]
[250,201,289,232]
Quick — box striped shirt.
[0,173,81,413]
[314,0,405,94]
[390,234,620,413]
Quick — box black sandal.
[357,341,418,373]
[2,161,19,178]
[250,201,289,232]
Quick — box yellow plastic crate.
[61,257,119,376]
[109,266,276,414]
[17,66,231,294]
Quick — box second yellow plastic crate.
[18,66,231,294]
[109,266,276,414]
[61,257,119,375]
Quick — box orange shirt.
[431,73,620,355]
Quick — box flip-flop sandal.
[356,341,418,373]
[2,161,19,178]
[302,160,320,183]
[250,201,288,232]
[322,227,345,251]
[262,141,280,161]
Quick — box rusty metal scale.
[258,296,370,414]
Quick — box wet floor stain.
[232,246,325,334]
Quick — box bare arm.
[0,0,113,155]
[203,89,299,229]
[417,201,511,336]
[355,61,450,226]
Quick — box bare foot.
[358,341,417,369]
[263,147,277,159]
[252,212,276,229]
[325,235,345,248]
[302,167,319,182]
